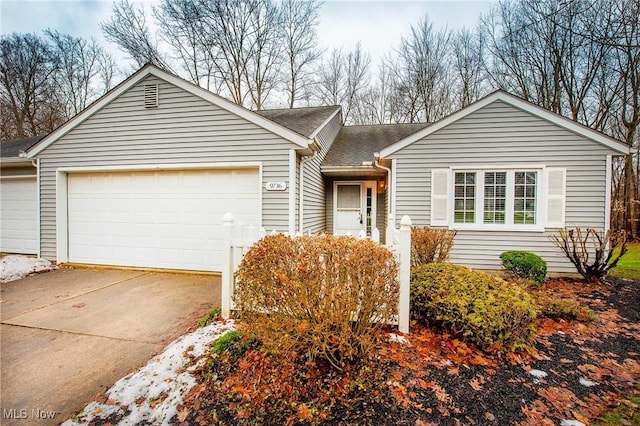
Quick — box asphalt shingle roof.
[256,105,341,139]
[322,123,429,167]
[0,135,47,158]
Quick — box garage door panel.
[67,169,259,271]
[1,177,38,254]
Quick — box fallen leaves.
[179,278,640,426]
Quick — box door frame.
[333,180,377,236]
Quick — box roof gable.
[379,91,629,157]
[27,64,314,157]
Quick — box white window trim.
[449,166,546,232]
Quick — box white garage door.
[0,177,38,254]
[67,169,260,272]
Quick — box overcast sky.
[1,0,495,68]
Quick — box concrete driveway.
[0,268,220,425]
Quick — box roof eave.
[321,164,386,177]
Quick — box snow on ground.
[63,321,236,426]
[0,255,56,283]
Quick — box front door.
[334,181,377,236]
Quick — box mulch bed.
[176,278,640,425]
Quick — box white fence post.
[398,215,412,334]
[221,213,234,319]
[371,227,380,243]
[386,214,395,245]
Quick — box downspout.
[373,152,392,217]
[299,148,318,234]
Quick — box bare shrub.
[410,227,457,267]
[234,234,399,370]
[550,228,628,283]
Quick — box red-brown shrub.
[234,233,399,369]
[411,227,457,266]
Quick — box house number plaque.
[265,182,287,191]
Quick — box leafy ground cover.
[173,277,640,425]
[609,243,640,281]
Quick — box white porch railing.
[220,213,412,334]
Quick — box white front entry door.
[333,181,376,236]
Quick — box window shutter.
[545,168,566,228]
[430,169,450,226]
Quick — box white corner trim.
[257,162,264,228]
[391,159,397,219]
[56,170,68,263]
[605,155,612,234]
[35,158,41,258]
[288,149,296,235]
[379,91,630,157]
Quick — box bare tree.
[0,33,57,139]
[316,43,371,123]
[154,0,219,90]
[280,0,323,108]
[452,27,488,108]
[396,17,454,122]
[46,30,114,118]
[244,0,282,110]
[356,59,408,124]
[102,0,169,69]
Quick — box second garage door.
[0,177,38,254]
[67,168,260,272]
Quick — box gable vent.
[144,84,159,108]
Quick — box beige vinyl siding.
[37,75,300,260]
[301,111,341,233]
[388,100,615,272]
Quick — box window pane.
[483,172,506,224]
[454,172,476,223]
[514,171,537,224]
[337,185,361,209]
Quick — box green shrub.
[234,234,399,370]
[535,296,597,322]
[208,330,254,369]
[499,250,547,286]
[198,308,221,327]
[411,227,457,266]
[410,263,537,350]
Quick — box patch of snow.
[579,377,598,387]
[389,333,410,345]
[0,255,56,283]
[528,369,548,379]
[63,321,236,426]
[560,420,585,426]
